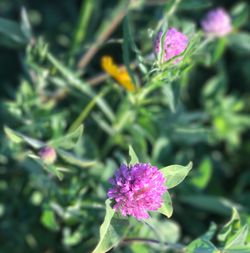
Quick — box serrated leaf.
[160,162,193,189]
[158,191,173,218]
[92,200,129,253]
[129,145,139,164]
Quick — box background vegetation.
[0,0,250,252]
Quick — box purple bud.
[39,146,57,164]
[201,8,232,37]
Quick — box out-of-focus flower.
[108,163,167,220]
[201,8,232,37]
[101,56,135,92]
[39,146,57,164]
[154,28,189,63]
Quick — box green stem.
[68,86,111,133]
[69,0,95,59]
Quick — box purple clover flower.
[108,163,167,220]
[201,8,232,37]
[154,28,189,63]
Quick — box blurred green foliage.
[0,0,250,252]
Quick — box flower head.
[108,163,167,220]
[39,146,57,164]
[201,8,232,37]
[154,28,189,63]
[101,56,135,92]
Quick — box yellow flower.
[101,56,136,92]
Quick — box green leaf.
[45,165,64,180]
[47,53,115,122]
[122,15,136,86]
[93,200,129,253]
[68,87,110,132]
[129,145,139,164]
[181,195,241,216]
[162,84,175,113]
[224,245,250,253]
[28,153,64,179]
[63,226,84,246]
[0,17,30,49]
[228,33,250,54]
[160,162,192,189]
[70,0,95,56]
[202,75,226,99]
[20,7,32,40]
[158,191,173,218]
[211,37,227,64]
[130,243,149,253]
[231,2,249,28]
[225,225,249,249]
[185,238,218,253]
[190,158,212,189]
[4,126,44,149]
[218,208,241,243]
[57,149,96,168]
[4,126,23,143]
[202,223,217,241]
[40,210,59,231]
[49,125,84,150]
[179,0,212,10]
[140,217,180,244]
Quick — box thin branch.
[87,72,109,86]
[77,4,129,69]
[86,61,137,86]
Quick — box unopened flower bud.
[39,146,57,164]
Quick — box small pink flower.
[108,163,167,220]
[39,146,57,164]
[154,28,189,63]
[201,8,232,37]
